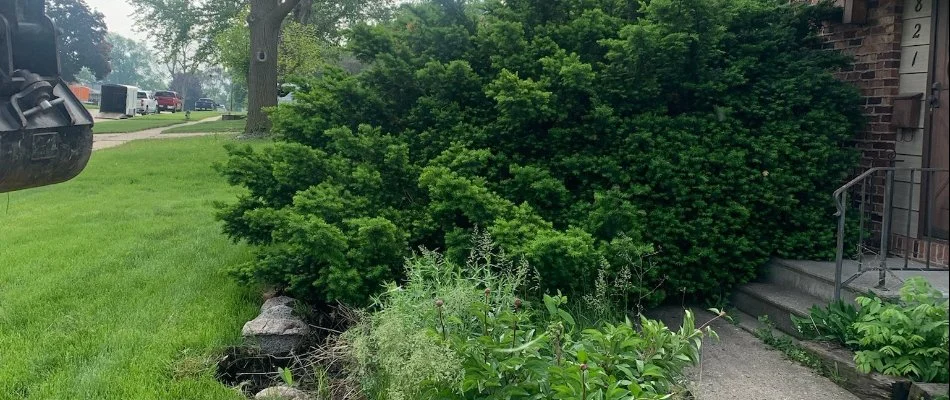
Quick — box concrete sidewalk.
[92,116,222,151]
[650,306,859,400]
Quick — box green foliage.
[0,136,260,399]
[278,367,295,387]
[338,238,717,399]
[851,279,949,382]
[218,0,864,306]
[216,11,337,85]
[106,33,165,89]
[793,278,949,383]
[793,300,860,346]
[47,0,112,81]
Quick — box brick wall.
[819,0,904,171]
[817,0,948,268]
[813,0,903,243]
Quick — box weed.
[755,316,843,383]
[278,367,295,387]
[324,234,720,399]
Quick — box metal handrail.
[832,167,949,300]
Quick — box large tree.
[46,0,112,82]
[217,13,334,96]
[136,0,391,135]
[133,0,240,76]
[105,34,165,89]
[245,0,302,134]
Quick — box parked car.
[194,98,215,111]
[136,90,157,115]
[154,90,183,113]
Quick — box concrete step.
[731,282,826,338]
[764,259,864,304]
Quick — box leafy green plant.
[793,300,860,346]
[851,279,949,382]
[277,367,295,387]
[334,237,720,399]
[792,278,949,383]
[217,0,863,308]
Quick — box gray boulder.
[261,304,296,318]
[255,386,312,400]
[261,296,297,313]
[242,304,310,355]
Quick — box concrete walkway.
[92,116,222,151]
[650,306,859,400]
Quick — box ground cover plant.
[163,119,247,134]
[218,0,864,307]
[0,136,260,399]
[794,278,950,383]
[322,234,721,399]
[93,111,221,134]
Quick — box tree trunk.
[246,0,300,135]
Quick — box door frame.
[918,0,949,240]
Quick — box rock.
[242,307,310,355]
[255,386,311,400]
[800,340,911,400]
[261,296,297,313]
[261,304,296,318]
[909,382,949,400]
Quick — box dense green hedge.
[218,0,863,306]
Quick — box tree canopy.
[134,0,244,76]
[46,0,112,82]
[216,14,334,85]
[105,34,165,89]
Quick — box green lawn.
[84,103,99,110]
[0,136,260,399]
[93,111,221,134]
[163,119,246,134]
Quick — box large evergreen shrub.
[218,0,863,306]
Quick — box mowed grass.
[93,111,221,134]
[0,136,261,399]
[163,119,246,134]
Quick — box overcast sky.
[85,0,147,42]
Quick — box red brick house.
[731,0,948,345]
[820,0,948,266]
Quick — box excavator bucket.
[0,0,94,193]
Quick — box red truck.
[154,90,183,113]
